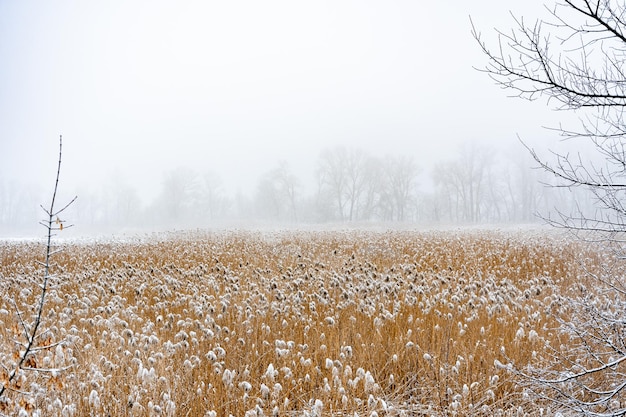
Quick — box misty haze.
[0,1,581,237]
[4,1,625,416]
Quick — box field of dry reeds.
[0,229,605,416]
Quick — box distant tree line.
[0,142,590,234]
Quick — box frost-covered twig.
[0,135,77,404]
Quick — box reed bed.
[0,229,605,416]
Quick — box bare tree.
[254,161,300,222]
[343,147,370,222]
[0,136,76,413]
[360,157,384,221]
[316,147,348,222]
[197,170,228,222]
[0,179,42,234]
[156,167,197,225]
[381,155,420,222]
[474,1,626,414]
[316,147,371,222]
[432,143,493,223]
[103,174,141,228]
[501,148,547,222]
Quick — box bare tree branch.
[475,2,626,415]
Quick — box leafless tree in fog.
[474,1,626,414]
[0,179,41,233]
[380,155,420,222]
[197,170,228,222]
[255,161,300,222]
[316,147,422,223]
[316,147,347,222]
[157,167,197,224]
[432,143,493,223]
[343,147,370,222]
[502,148,547,222]
[317,147,370,222]
[106,175,141,227]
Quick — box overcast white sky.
[1,1,562,201]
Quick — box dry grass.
[0,229,604,416]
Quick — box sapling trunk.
[0,135,76,403]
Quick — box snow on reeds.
[0,230,603,416]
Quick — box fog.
[0,1,586,237]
